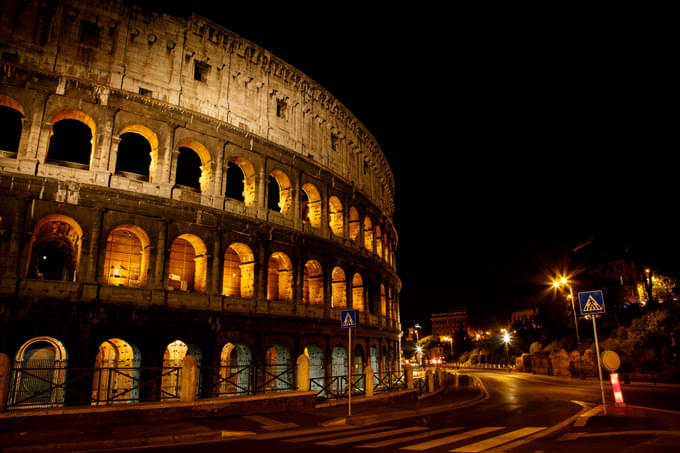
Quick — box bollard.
[296,354,310,392]
[180,355,197,402]
[405,363,414,389]
[364,365,374,396]
[0,353,10,412]
[426,370,434,393]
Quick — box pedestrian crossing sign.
[578,290,606,315]
[341,309,357,328]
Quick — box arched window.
[9,337,67,409]
[267,251,293,301]
[301,183,321,227]
[264,344,292,392]
[0,95,24,156]
[161,340,202,400]
[220,342,252,395]
[363,216,374,252]
[168,234,207,292]
[352,273,365,311]
[328,196,343,237]
[267,170,292,215]
[104,225,150,288]
[225,157,256,206]
[91,338,141,405]
[115,132,152,180]
[331,267,347,308]
[349,207,360,241]
[303,260,323,304]
[27,215,82,281]
[222,243,254,298]
[46,111,95,168]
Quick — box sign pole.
[592,315,607,415]
[348,325,352,417]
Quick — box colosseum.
[0,0,401,409]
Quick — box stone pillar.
[363,364,374,397]
[210,232,222,295]
[296,353,309,391]
[293,179,301,230]
[0,353,11,411]
[152,220,167,289]
[257,164,266,219]
[404,363,413,389]
[180,355,197,402]
[85,209,103,282]
[426,369,434,393]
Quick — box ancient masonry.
[0,0,401,408]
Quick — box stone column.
[0,353,11,412]
[296,353,309,391]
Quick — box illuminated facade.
[0,0,400,408]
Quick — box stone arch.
[9,336,68,408]
[363,216,374,252]
[26,214,83,281]
[222,242,254,298]
[264,343,292,391]
[267,169,292,215]
[103,224,151,288]
[267,251,293,302]
[0,95,24,156]
[331,266,347,308]
[116,124,159,181]
[353,344,365,390]
[91,338,141,405]
[175,140,211,193]
[168,234,207,293]
[328,195,343,237]
[220,342,252,395]
[380,284,387,318]
[225,156,256,205]
[303,260,323,304]
[348,206,360,241]
[46,110,96,168]
[304,343,325,391]
[301,183,322,227]
[331,344,348,393]
[352,273,365,311]
[160,340,202,400]
[375,225,383,258]
[369,344,379,385]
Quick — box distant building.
[510,307,537,328]
[431,308,469,339]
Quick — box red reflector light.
[610,372,625,405]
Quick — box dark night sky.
[158,3,675,330]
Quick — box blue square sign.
[578,290,605,315]
[341,309,357,328]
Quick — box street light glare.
[503,332,511,343]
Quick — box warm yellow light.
[560,277,568,285]
[503,332,511,343]
[552,280,560,288]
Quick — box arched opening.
[348,207,360,241]
[222,243,255,298]
[27,215,82,281]
[225,161,245,201]
[352,273,365,312]
[375,225,383,258]
[115,131,152,180]
[267,251,293,302]
[303,260,323,304]
[363,216,374,252]
[331,267,347,308]
[301,183,321,227]
[104,225,150,288]
[46,111,95,168]
[380,284,387,318]
[304,344,324,392]
[9,337,67,409]
[267,170,292,215]
[168,234,207,292]
[175,147,202,191]
[264,344,292,392]
[226,157,256,205]
[91,338,141,405]
[370,345,379,386]
[161,340,202,400]
[331,345,348,394]
[328,196,344,237]
[220,342,252,396]
[353,344,365,391]
[0,95,24,157]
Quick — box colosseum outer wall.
[0,0,401,408]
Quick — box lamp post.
[553,276,580,343]
[503,332,511,369]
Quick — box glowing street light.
[503,332,511,368]
[552,275,580,343]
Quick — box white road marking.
[400,427,504,451]
[357,427,465,448]
[450,426,545,452]
[316,427,428,446]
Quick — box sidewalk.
[0,386,484,453]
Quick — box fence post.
[0,353,10,412]
[426,370,434,393]
[180,355,197,402]
[364,365,374,396]
[296,354,309,391]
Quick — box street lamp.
[503,332,511,368]
[552,276,580,343]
